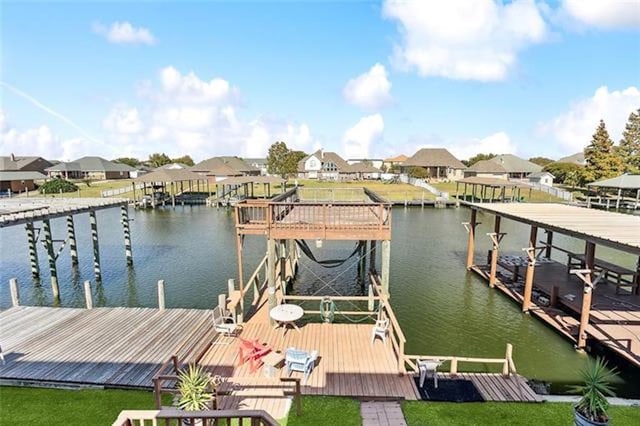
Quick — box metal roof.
[470,202,640,254]
[586,174,640,190]
[0,171,48,181]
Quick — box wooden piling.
[83,280,93,309]
[25,221,40,278]
[67,215,78,265]
[381,240,391,293]
[488,216,502,288]
[9,278,19,307]
[158,279,165,310]
[267,239,277,325]
[502,343,513,376]
[577,242,596,349]
[545,230,553,259]
[522,225,538,312]
[42,218,59,299]
[465,209,477,269]
[121,206,133,266]
[89,210,102,282]
[368,284,374,311]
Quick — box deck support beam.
[121,206,133,266]
[575,242,596,349]
[236,234,245,322]
[545,230,553,259]
[67,215,78,266]
[280,239,287,297]
[267,238,277,325]
[487,216,505,288]
[369,240,377,272]
[381,240,391,293]
[522,225,538,312]
[42,218,59,299]
[89,210,102,282]
[464,209,478,270]
[25,221,40,278]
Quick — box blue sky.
[1,1,639,162]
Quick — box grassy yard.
[432,182,562,203]
[402,401,640,426]
[30,179,134,199]
[294,179,434,201]
[283,396,361,426]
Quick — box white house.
[298,149,350,180]
[527,171,554,186]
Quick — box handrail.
[112,409,278,426]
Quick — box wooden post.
[369,240,377,272]
[67,215,78,265]
[25,221,40,278]
[450,358,458,376]
[488,216,502,288]
[218,294,226,312]
[522,225,538,312]
[545,230,553,259]
[158,280,165,310]
[280,240,287,294]
[267,239,277,325]
[577,242,596,349]
[83,280,93,309]
[121,206,133,266]
[381,240,391,293]
[465,209,477,269]
[502,343,513,376]
[550,285,559,307]
[9,278,19,307]
[616,188,622,209]
[42,218,59,299]
[368,284,374,311]
[89,210,102,282]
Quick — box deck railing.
[369,272,406,374]
[112,408,278,426]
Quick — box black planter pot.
[574,408,609,426]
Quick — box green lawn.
[402,401,640,426]
[432,182,563,203]
[0,386,158,425]
[283,396,361,426]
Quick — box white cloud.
[539,86,640,153]
[382,0,547,81]
[343,63,392,109]
[342,114,384,158]
[102,66,314,160]
[93,21,156,45]
[561,0,640,30]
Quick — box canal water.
[1,205,638,397]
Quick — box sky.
[1,0,639,163]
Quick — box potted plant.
[177,364,220,425]
[571,357,618,426]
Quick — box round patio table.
[270,304,304,335]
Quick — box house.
[402,148,466,181]
[297,149,351,180]
[0,155,51,192]
[244,158,268,175]
[45,156,135,180]
[346,162,382,180]
[463,160,508,180]
[382,154,408,172]
[557,152,586,166]
[527,171,555,186]
[190,156,258,181]
[346,158,384,169]
[156,163,190,170]
[486,154,542,179]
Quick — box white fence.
[101,183,145,198]
[399,174,449,199]
[525,182,573,202]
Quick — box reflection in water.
[0,205,639,396]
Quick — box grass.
[29,179,134,199]
[283,396,361,426]
[0,386,159,425]
[432,182,563,203]
[402,401,640,426]
[294,179,434,201]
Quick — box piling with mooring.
[89,210,102,282]
[42,218,59,298]
[25,221,40,278]
[9,278,20,307]
[121,206,133,266]
[67,215,78,265]
[83,280,93,309]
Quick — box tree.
[618,108,640,173]
[172,155,195,167]
[148,153,171,168]
[528,157,554,167]
[583,120,624,183]
[114,157,140,168]
[408,167,429,179]
[544,162,584,185]
[267,142,304,178]
[463,153,496,167]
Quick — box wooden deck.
[471,258,640,367]
[0,306,213,387]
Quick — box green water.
[1,205,638,396]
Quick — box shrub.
[39,178,79,194]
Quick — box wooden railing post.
[83,280,93,309]
[153,378,162,409]
[450,358,458,376]
[9,278,20,307]
[503,343,512,376]
[295,379,301,416]
[158,280,166,310]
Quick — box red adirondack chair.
[237,338,271,373]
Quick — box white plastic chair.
[418,359,443,388]
[212,306,242,340]
[370,318,389,344]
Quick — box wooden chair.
[371,318,389,345]
[238,338,271,373]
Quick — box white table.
[270,304,304,335]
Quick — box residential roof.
[488,154,542,174]
[528,171,555,178]
[586,174,640,190]
[403,148,466,169]
[557,152,585,165]
[0,171,48,181]
[470,202,640,254]
[216,175,286,185]
[156,163,189,170]
[0,156,51,171]
[45,156,135,173]
[384,154,408,163]
[298,150,350,172]
[191,156,257,175]
[134,168,207,183]
[467,159,507,173]
[457,177,525,187]
[347,162,381,173]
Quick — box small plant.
[39,178,78,194]
[571,358,618,424]
[177,364,219,411]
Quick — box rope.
[295,239,363,268]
